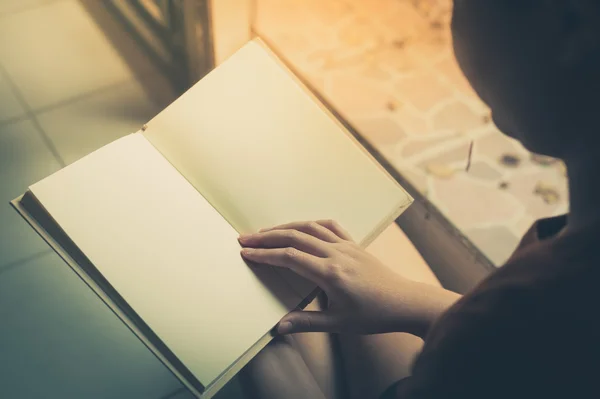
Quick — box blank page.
[143,40,411,245]
[29,133,302,387]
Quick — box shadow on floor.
[78,0,178,110]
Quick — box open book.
[12,39,412,398]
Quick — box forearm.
[390,281,461,339]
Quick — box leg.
[240,297,346,399]
[288,296,347,399]
[338,223,442,399]
[239,334,327,399]
[240,223,440,399]
[337,332,423,399]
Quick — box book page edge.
[360,197,413,248]
[251,37,411,201]
[10,196,204,398]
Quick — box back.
[385,215,600,398]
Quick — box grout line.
[27,78,133,117]
[0,113,30,127]
[0,68,138,165]
[0,74,145,133]
[0,64,65,166]
[0,250,52,276]
[28,116,65,166]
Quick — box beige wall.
[210,0,253,65]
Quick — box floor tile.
[0,0,58,16]
[0,71,25,123]
[0,252,183,398]
[167,377,246,399]
[474,128,529,166]
[0,204,50,268]
[434,56,479,98]
[162,388,195,399]
[395,72,454,112]
[37,80,162,165]
[418,143,472,170]
[352,116,407,146]
[431,176,522,228]
[506,168,568,220]
[156,373,246,398]
[0,119,61,266]
[328,74,395,116]
[400,135,458,158]
[0,0,131,110]
[214,378,245,399]
[432,100,483,132]
[467,160,503,181]
[0,118,59,199]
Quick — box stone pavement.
[255,0,568,265]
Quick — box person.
[237,1,600,398]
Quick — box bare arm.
[238,220,461,339]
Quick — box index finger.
[259,220,354,242]
[241,247,326,286]
[315,220,353,241]
[258,221,342,243]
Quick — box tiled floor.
[0,1,237,398]
[0,0,570,395]
[0,252,185,398]
[255,0,570,266]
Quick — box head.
[451,0,600,161]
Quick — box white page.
[143,39,411,245]
[30,133,302,387]
[143,40,412,298]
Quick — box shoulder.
[394,222,600,398]
[428,237,596,348]
[425,244,554,342]
[400,244,591,398]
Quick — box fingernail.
[238,234,251,243]
[241,248,254,256]
[277,321,293,334]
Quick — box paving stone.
[352,116,407,146]
[474,130,528,163]
[328,75,394,115]
[433,100,482,131]
[467,160,503,181]
[505,169,568,220]
[465,226,521,266]
[393,109,430,136]
[418,143,472,170]
[400,168,429,194]
[432,177,522,228]
[254,0,569,267]
[401,135,456,157]
[395,72,454,112]
[435,56,478,98]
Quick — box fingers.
[258,221,344,243]
[315,220,353,241]
[277,310,342,334]
[239,229,332,257]
[241,247,325,284]
[259,220,354,242]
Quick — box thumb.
[276,310,342,334]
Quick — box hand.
[238,220,459,337]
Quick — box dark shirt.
[381,215,600,399]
